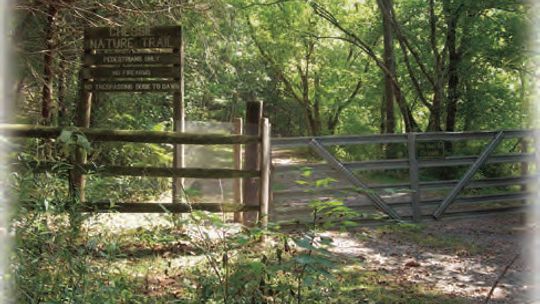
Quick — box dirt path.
[323,213,530,303]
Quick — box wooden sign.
[82,67,180,79]
[82,25,182,92]
[83,81,180,92]
[79,25,185,205]
[84,26,181,50]
[84,53,180,65]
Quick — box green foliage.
[9,160,363,303]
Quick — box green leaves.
[57,130,92,156]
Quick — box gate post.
[233,118,244,223]
[521,139,529,192]
[259,118,271,230]
[172,27,185,203]
[71,68,93,202]
[243,101,262,226]
[407,133,421,222]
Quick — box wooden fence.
[1,120,271,228]
[271,130,535,224]
[4,122,536,226]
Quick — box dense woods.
[11,0,530,135]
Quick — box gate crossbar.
[432,131,505,219]
[309,139,401,220]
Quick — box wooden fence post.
[72,69,93,202]
[259,118,271,230]
[407,133,421,222]
[233,118,244,223]
[243,101,262,226]
[172,27,185,203]
[521,139,528,192]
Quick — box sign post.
[80,26,184,203]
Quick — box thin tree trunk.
[378,0,395,134]
[57,54,67,125]
[445,6,460,133]
[41,2,58,124]
[427,0,442,132]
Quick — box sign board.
[82,25,182,92]
[79,25,185,205]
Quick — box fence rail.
[271,130,535,224]
[272,129,534,147]
[4,120,271,229]
[275,153,534,172]
[0,124,260,144]
[21,201,260,213]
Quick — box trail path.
[323,214,530,303]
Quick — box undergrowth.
[7,136,472,303]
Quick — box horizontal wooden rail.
[275,205,528,228]
[273,192,531,215]
[272,130,534,148]
[272,175,537,199]
[27,162,260,178]
[415,130,533,142]
[349,192,532,209]
[0,124,260,145]
[274,153,534,172]
[273,134,408,147]
[21,201,260,213]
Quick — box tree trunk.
[445,5,460,133]
[427,0,442,132]
[57,54,67,125]
[41,3,58,124]
[378,0,395,134]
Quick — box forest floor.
[83,210,531,303]
[79,149,532,303]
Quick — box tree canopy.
[11,0,531,135]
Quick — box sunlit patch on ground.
[321,213,529,303]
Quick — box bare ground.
[322,213,531,303]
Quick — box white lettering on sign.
[108,27,151,37]
[141,36,172,48]
[103,55,143,64]
[94,83,133,90]
[98,55,164,64]
[87,36,173,49]
[88,38,134,49]
[84,82,180,91]
[135,83,152,90]
[110,69,152,77]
